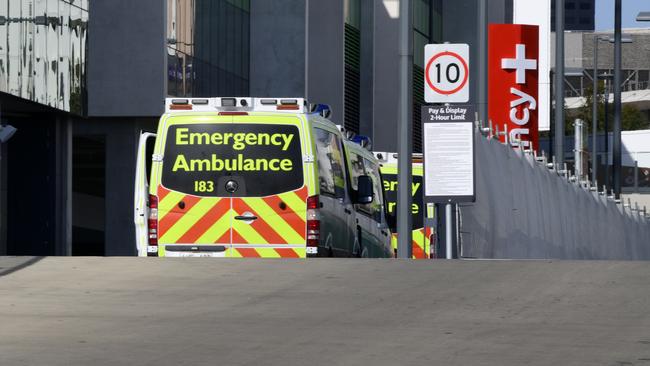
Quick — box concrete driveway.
[1,257,649,365]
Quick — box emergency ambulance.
[373,152,436,259]
[134,97,391,258]
[343,138,393,258]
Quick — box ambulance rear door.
[134,131,156,256]
[379,164,427,258]
[156,116,234,257]
[228,114,309,258]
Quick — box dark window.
[580,2,591,10]
[565,2,575,10]
[162,123,303,197]
[314,128,346,199]
[363,158,385,223]
[382,173,424,232]
[169,0,250,98]
[344,23,361,134]
[349,152,385,222]
[348,152,366,191]
[579,17,590,24]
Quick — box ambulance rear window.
[382,173,423,232]
[161,123,303,197]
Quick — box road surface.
[1,257,650,365]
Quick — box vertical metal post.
[0,103,4,255]
[613,0,622,199]
[574,119,584,180]
[445,203,452,259]
[555,0,565,166]
[604,79,609,190]
[478,0,488,127]
[634,160,639,192]
[592,36,599,183]
[397,0,413,259]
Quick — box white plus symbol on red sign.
[501,44,537,84]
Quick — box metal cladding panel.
[488,24,539,151]
[250,0,305,98]
[88,0,166,117]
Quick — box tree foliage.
[569,83,649,135]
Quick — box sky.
[595,0,649,31]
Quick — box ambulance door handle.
[235,215,258,221]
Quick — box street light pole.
[604,77,610,191]
[613,0,622,199]
[592,35,598,184]
[397,0,413,258]
[478,0,488,127]
[555,0,565,166]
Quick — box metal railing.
[565,80,650,98]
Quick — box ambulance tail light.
[147,194,159,257]
[306,195,320,250]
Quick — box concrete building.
[0,0,513,256]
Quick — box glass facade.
[167,0,250,98]
[0,0,88,114]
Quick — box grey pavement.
[1,257,650,365]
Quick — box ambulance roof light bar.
[253,98,305,112]
[165,97,306,113]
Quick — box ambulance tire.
[361,246,369,258]
[328,245,334,258]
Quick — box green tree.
[570,83,649,135]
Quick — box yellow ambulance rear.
[373,152,436,259]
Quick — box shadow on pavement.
[0,257,44,278]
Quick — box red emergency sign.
[488,24,539,150]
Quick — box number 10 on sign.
[424,44,470,103]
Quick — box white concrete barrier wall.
[460,133,650,260]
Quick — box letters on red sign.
[488,24,539,150]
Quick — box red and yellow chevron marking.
[391,226,433,259]
[411,227,428,259]
[157,186,231,244]
[155,185,309,258]
[229,247,305,258]
[232,186,308,245]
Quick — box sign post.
[423,43,472,259]
[422,105,476,259]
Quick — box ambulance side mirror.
[356,175,374,204]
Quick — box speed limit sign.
[424,44,470,103]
